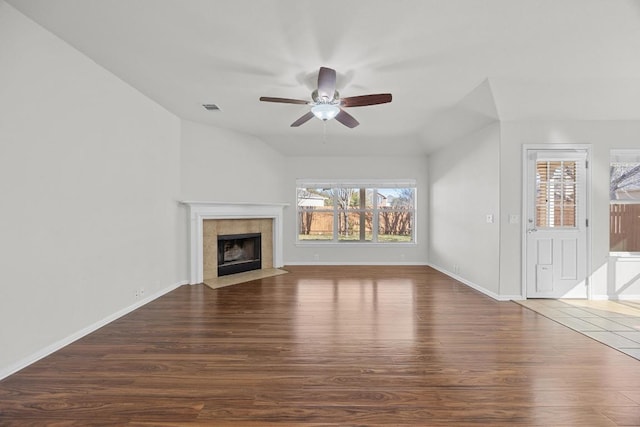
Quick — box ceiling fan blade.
[290,111,315,127]
[335,109,359,128]
[260,96,309,105]
[341,93,392,108]
[317,67,337,100]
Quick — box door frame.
[521,144,592,299]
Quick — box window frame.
[296,179,417,246]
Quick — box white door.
[524,149,589,298]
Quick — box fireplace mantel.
[181,201,288,284]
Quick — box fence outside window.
[296,180,416,244]
[610,150,640,253]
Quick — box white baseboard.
[284,262,521,300]
[591,294,640,301]
[0,280,188,381]
[428,263,522,301]
[284,261,430,266]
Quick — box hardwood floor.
[2,265,640,425]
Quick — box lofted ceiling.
[7,0,640,156]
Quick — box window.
[297,180,416,244]
[535,160,577,228]
[610,150,640,253]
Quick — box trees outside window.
[610,151,640,253]
[379,188,414,242]
[297,183,416,243]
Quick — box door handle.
[527,228,538,234]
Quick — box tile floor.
[516,299,640,360]
[203,268,288,290]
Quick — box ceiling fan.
[259,66,392,128]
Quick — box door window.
[535,160,577,228]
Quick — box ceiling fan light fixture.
[311,104,340,121]
[260,66,391,128]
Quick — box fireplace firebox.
[217,233,262,277]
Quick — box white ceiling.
[7,0,640,155]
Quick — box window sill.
[296,241,417,247]
[610,252,640,258]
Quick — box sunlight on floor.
[562,300,640,317]
[517,299,640,361]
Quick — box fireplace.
[181,201,287,284]
[217,233,262,277]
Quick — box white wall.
[283,149,429,265]
[0,3,183,377]
[180,120,287,203]
[500,121,640,299]
[428,123,502,297]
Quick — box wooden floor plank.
[1,265,640,425]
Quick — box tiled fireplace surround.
[182,202,287,284]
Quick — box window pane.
[563,183,576,204]
[297,188,333,207]
[298,210,334,241]
[378,188,415,209]
[337,211,372,241]
[331,188,357,211]
[535,161,577,228]
[611,162,640,201]
[349,190,360,210]
[378,212,413,242]
[610,204,640,251]
[341,189,372,210]
[610,156,640,252]
[562,205,576,226]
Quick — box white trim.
[180,201,289,208]
[521,144,592,299]
[429,263,523,301]
[591,294,640,301]
[180,201,289,284]
[284,261,429,266]
[295,242,417,247]
[611,149,640,163]
[0,280,187,381]
[296,178,417,188]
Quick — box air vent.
[202,104,221,111]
